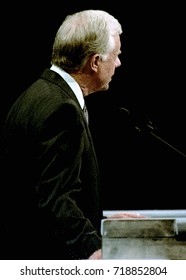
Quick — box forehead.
[112,35,121,54]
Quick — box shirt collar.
[50,64,84,109]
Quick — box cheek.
[109,63,116,76]
[106,62,115,74]
[102,68,112,80]
[99,61,115,81]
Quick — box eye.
[113,51,121,59]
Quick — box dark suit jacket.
[0,69,102,259]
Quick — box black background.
[1,2,185,210]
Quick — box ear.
[90,54,100,72]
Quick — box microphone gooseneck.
[119,107,186,158]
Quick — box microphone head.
[118,107,158,133]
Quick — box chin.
[101,85,109,91]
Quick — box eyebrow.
[114,50,122,56]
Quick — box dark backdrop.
[1,2,185,210]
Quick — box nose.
[115,57,121,68]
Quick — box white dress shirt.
[50,64,85,110]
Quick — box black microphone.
[119,107,186,158]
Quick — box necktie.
[83,104,89,124]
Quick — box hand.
[88,249,102,259]
[107,212,146,219]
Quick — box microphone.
[119,107,186,158]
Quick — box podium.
[102,210,186,259]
